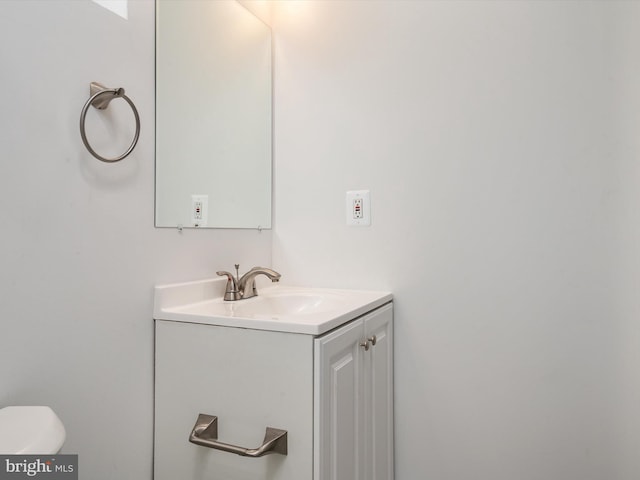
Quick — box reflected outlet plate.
[191,194,208,227]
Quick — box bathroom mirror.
[155,0,272,229]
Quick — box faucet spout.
[237,267,281,300]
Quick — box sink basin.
[154,279,392,335]
[182,291,346,318]
[235,291,346,316]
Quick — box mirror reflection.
[155,0,272,229]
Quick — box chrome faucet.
[216,264,281,301]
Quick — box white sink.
[154,279,392,335]
[181,290,346,317]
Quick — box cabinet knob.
[359,340,370,351]
[368,335,377,346]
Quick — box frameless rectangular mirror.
[155,0,272,229]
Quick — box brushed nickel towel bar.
[189,414,288,457]
[79,82,140,163]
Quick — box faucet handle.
[216,271,241,301]
[216,270,234,280]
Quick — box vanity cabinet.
[154,302,393,480]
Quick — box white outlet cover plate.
[191,194,208,227]
[346,190,371,226]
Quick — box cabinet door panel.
[314,318,365,480]
[364,304,394,480]
[155,320,313,480]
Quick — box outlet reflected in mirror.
[155,0,272,229]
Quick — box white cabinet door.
[314,303,394,480]
[155,320,314,480]
[364,304,394,480]
[313,318,365,480]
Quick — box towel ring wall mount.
[79,82,140,163]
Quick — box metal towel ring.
[79,82,140,163]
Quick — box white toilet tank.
[0,406,66,454]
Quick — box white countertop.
[153,278,392,335]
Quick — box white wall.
[0,1,271,478]
[3,2,640,479]
[272,1,640,479]
[607,4,640,478]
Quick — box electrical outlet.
[346,190,371,226]
[193,201,203,220]
[191,194,208,227]
[353,198,363,219]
